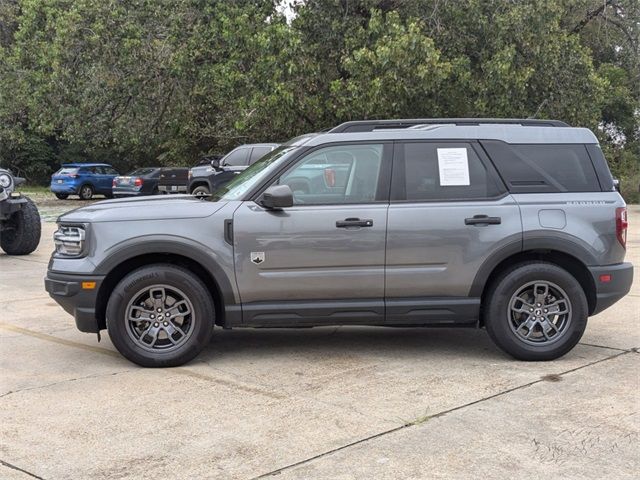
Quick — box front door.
[385,141,522,324]
[233,142,392,325]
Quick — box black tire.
[106,264,215,367]
[191,185,210,198]
[0,196,41,255]
[79,184,93,200]
[484,262,588,361]
[54,193,68,200]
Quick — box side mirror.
[261,185,293,209]
[210,159,221,171]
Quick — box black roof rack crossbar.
[328,118,570,133]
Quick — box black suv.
[188,143,279,197]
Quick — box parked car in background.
[188,143,279,197]
[112,167,161,197]
[50,163,119,200]
[158,167,189,194]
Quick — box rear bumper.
[45,272,105,333]
[112,187,144,197]
[158,185,188,193]
[50,183,78,194]
[588,263,634,315]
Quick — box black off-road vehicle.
[0,168,41,255]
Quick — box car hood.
[58,195,227,223]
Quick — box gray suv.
[45,119,633,367]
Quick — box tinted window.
[57,168,78,175]
[481,141,601,193]
[392,142,502,201]
[277,144,384,205]
[223,148,249,166]
[249,146,273,164]
[104,167,118,175]
[129,168,156,176]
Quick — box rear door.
[385,141,522,324]
[233,142,392,325]
[249,146,274,165]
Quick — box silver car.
[45,119,633,367]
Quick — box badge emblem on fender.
[251,252,265,265]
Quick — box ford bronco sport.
[45,119,633,367]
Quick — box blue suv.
[50,163,119,200]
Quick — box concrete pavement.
[0,206,638,479]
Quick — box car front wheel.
[484,262,588,361]
[191,185,210,198]
[106,264,215,367]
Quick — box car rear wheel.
[106,264,215,367]
[192,185,210,198]
[484,262,588,361]
[0,196,41,255]
[54,193,68,200]
[79,184,93,200]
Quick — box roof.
[236,143,280,148]
[329,118,569,132]
[300,124,598,147]
[62,163,113,167]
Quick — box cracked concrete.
[0,206,638,479]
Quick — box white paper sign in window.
[437,148,470,186]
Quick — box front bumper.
[588,262,634,315]
[45,272,105,332]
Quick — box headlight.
[0,172,12,189]
[54,225,86,256]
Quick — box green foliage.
[0,0,637,201]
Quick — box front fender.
[95,235,238,308]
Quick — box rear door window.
[481,141,601,193]
[249,146,273,164]
[223,148,250,166]
[392,142,503,201]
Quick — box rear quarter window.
[481,141,601,193]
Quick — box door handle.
[336,218,374,228]
[464,215,502,226]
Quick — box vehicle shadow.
[198,326,507,363]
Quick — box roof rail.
[328,118,570,133]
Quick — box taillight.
[616,207,628,248]
[112,178,117,187]
[134,177,143,187]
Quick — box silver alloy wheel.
[125,284,195,352]
[507,280,572,346]
[80,185,93,199]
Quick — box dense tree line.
[0,0,638,200]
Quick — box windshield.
[210,146,298,201]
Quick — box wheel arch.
[476,249,597,325]
[94,242,237,330]
[188,180,211,194]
